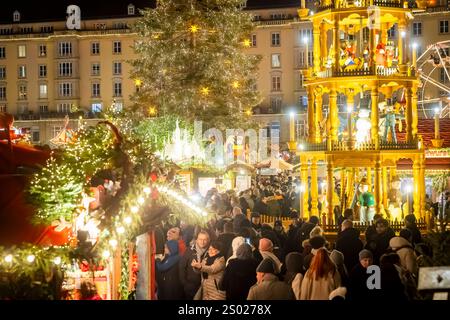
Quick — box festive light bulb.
[243,39,251,47]
[117,226,125,234]
[245,109,252,116]
[148,106,157,116]
[138,197,145,205]
[102,250,111,259]
[124,216,132,225]
[190,25,199,33]
[143,187,151,194]
[4,254,13,263]
[53,257,62,265]
[109,239,118,248]
[232,81,240,89]
[200,87,210,96]
[27,255,35,263]
[298,144,305,151]
[134,79,142,86]
[131,206,139,214]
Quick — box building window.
[113,22,127,29]
[91,42,100,55]
[52,125,63,137]
[271,32,281,46]
[295,119,308,139]
[91,63,101,76]
[39,65,47,78]
[128,4,135,15]
[253,15,261,21]
[92,103,102,113]
[413,22,422,36]
[92,83,101,97]
[387,25,396,38]
[57,104,71,113]
[39,44,47,57]
[251,34,257,47]
[271,54,281,68]
[58,62,73,77]
[0,47,5,59]
[269,99,282,114]
[40,26,53,33]
[439,20,449,34]
[271,75,281,91]
[58,42,72,56]
[113,41,122,54]
[18,65,26,78]
[113,62,122,75]
[0,104,6,112]
[113,81,122,97]
[18,45,26,58]
[0,66,5,79]
[59,83,73,97]
[39,105,48,113]
[93,23,107,30]
[18,84,27,100]
[13,11,20,22]
[39,84,48,99]
[19,27,33,34]
[32,130,40,142]
[0,86,6,100]
[300,29,312,42]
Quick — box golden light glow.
[245,109,252,116]
[243,39,251,47]
[190,25,199,33]
[148,106,157,116]
[152,33,160,39]
[200,87,210,96]
[232,81,240,89]
[134,79,142,86]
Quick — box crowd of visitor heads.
[153,174,437,300]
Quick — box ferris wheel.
[417,40,450,119]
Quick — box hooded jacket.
[389,237,418,275]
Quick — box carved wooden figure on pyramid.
[357,177,375,223]
[387,175,402,221]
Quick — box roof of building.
[0,0,300,24]
[396,118,450,149]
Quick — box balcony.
[299,138,419,152]
[314,66,411,78]
[14,111,99,121]
[317,0,406,12]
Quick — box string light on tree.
[243,39,251,47]
[200,87,210,96]
[4,254,13,263]
[27,255,35,263]
[190,25,199,33]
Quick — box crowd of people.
[153,179,431,300]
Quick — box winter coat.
[389,237,418,275]
[156,240,184,300]
[247,274,294,300]
[178,245,207,299]
[406,226,423,247]
[233,214,249,234]
[284,222,302,254]
[335,227,364,272]
[217,233,236,260]
[348,263,380,301]
[200,255,226,300]
[299,269,341,300]
[220,258,258,300]
[380,264,408,301]
[365,228,395,264]
[296,222,317,244]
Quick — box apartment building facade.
[0,0,448,145]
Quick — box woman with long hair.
[299,248,341,300]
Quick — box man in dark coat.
[404,214,422,246]
[284,210,303,254]
[335,219,364,272]
[294,215,319,251]
[178,230,210,299]
[217,221,236,260]
[348,249,380,301]
[365,218,395,264]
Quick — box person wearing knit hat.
[258,238,282,274]
[330,250,349,286]
[303,236,326,271]
[329,287,347,300]
[247,258,294,300]
[347,249,377,300]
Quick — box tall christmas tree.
[131,0,261,129]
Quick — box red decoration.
[150,172,158,182]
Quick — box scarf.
[194,243,207,262]
[202,253,224,279]
[260,250,282,274]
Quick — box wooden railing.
[379,139,418,150]
[259,215,428,233]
